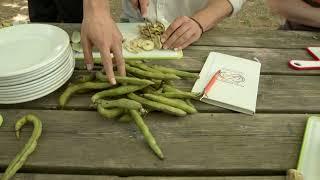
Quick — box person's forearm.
[83,0,111,17]
[191,0,233,32]
[268,0,320,28]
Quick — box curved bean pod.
[125,64,180,80]
[143,94,197,114]
[129,110,164,159]
[95,71,154,86]
[152,65,199,79]
[2,114,42,180]
[59,82,113,107]
[97,105,124,119]
[128,93,187,116]
[91,85,147,103]
[96,98,142,110]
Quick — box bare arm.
[162,0,238,50]
[192,0,233,32]
[268,0,320,28]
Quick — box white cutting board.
[74,23,183,61]
[297,116,320,180]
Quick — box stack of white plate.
[0,24,75,104]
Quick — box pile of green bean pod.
[58,61,200,159]
[95,71,155,86]
[1,114,42,180]
[125,64,181,80]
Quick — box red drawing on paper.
[218,68,246,87]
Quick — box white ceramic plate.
[0,58,74,99]
[0,55,75,104]
[0,24,69,77]
[0,46,72,86]
[0,45,71,81]
[0,52,73,94]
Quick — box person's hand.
[161,16,203,50]
[81,13,125,85]
[131,0,149,17]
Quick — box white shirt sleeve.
[227,0,246,16]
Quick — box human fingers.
[81,34,94,71]
[162,22,191,49]
[161,16,188,44]
[111,45,126,77]
[100,49,116,85]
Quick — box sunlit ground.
[0,0,29,23]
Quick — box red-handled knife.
[200,69,221,100]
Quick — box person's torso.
[121,0,208,24]
[284,0,320,31]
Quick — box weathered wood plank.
[1,74,320,113]
[0,110,307,176]
[195,28,320,49]
[2,174,286,180]
[73,46,320,75]
[53,23,320,49]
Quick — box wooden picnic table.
[0,23,320,180]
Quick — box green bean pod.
[97,105,124,119]
[152,65,199,79]
[157,92,201,100]
[143,94,197,114]
[171,98,189,105]
[128,93,187,116]
[118,114,132,123]
[0,114,3,128]
[142,86,157,94]
[129,110,164,159]
[151,79,163,89]
[2,114,42,180]
[163,85,180,93]
[185,99,196,109]
[164,80,174,86]
[96,71,154,86]
[162,85,201,100]
[91,85,147,103]
[59,82,113,107]
[125,64,180,80]
[155,87,163,93]
[126,61,161,73]
[96,98,142,110]
[74,73,95,84]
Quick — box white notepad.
[192,52,261,115]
